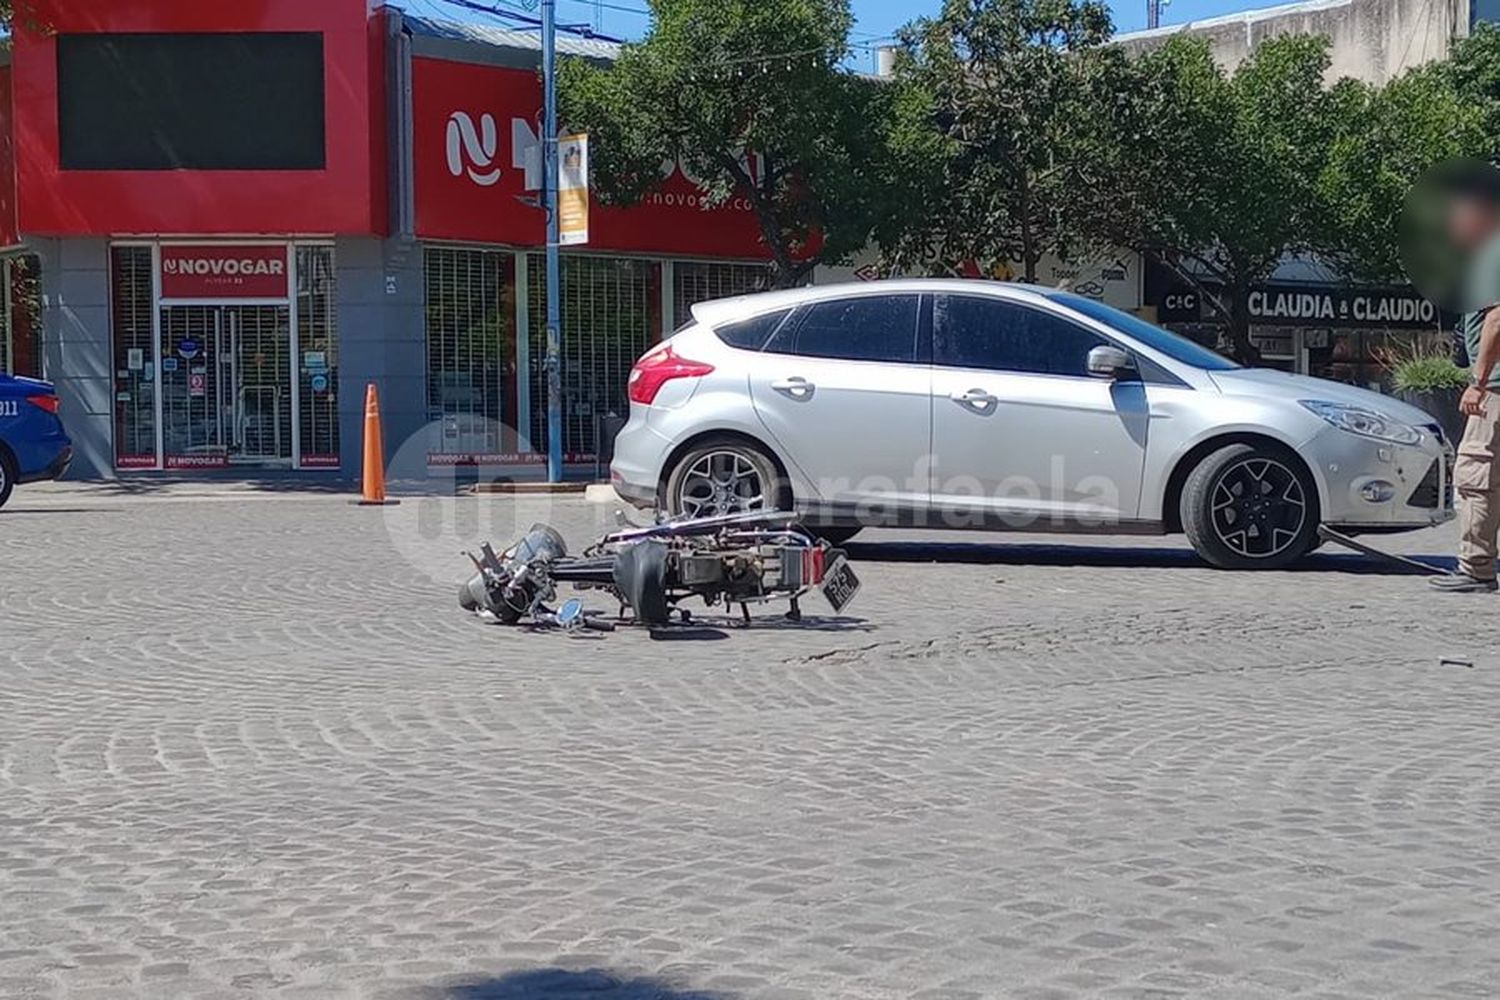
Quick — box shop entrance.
[160,304,293,469]
[112,243,339,473]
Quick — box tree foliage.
[880,0,1116,281]
[1071,35,1342,360]
[559,0,888,287]
[1316,61,1487,282]
[1448,22,1500,153]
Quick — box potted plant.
[1379,339,1471,445]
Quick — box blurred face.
[1448,194,1500,250]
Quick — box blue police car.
[0,374,72,508]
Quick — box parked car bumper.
[1304,426,1454,530]
[610,417,669,509]
[19,444,73,484]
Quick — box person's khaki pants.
[1457,393,1500,581]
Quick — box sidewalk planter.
[1386,353,1471,445]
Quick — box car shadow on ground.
[448,968,725,999]
[0,507,126,515]
[846,540,1457,576]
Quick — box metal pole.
[543,0,564,482]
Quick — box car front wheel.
[1181,443,1319,570]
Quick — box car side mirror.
[1087,345,1136,380]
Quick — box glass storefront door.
[160,304,293,469]
[110,242,338,472]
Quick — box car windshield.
[1042,290,1242,371]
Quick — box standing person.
[1431,174,1500,592]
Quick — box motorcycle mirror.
[556,598,584,627]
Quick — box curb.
[584,484,623,504]
[468,482,591,496]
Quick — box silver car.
[611,279,1455,569]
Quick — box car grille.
[1407,457,1454,510]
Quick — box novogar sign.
[412,57,771,258]
[160,245,290,300]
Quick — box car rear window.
[712,309,792,351]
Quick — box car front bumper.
[1305,426,1454,530]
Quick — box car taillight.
[627,346,714,405]
[26,394,60,415]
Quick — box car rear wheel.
[663,437,790,519]
[1181,443,1319,570]
[0,451,14,510]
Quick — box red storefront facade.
[0,2,775,478]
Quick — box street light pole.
[542,0,564,483]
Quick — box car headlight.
[1299,400,1422,445]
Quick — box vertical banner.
[558,133,589,247]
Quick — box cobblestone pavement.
[3,484,1500,1000]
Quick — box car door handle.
[771,377,815,399]
[950,388,998,410]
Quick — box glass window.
[426,247,517,460]
[295,246,339,468]
[934,294,1109,377]
[673,261,772,324]
[58,32,325,171]
[111,245,158,468]
[0,256,42,378]
[713,309,790,351]
[527,253,658,458]
[1042,291,1242,370]
[770,295,921,363]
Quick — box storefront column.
[335,236,427,480]
[34,237,115,479]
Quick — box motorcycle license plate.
[819,556,861,612]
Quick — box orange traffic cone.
[354,383,399,507]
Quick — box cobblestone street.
[3,484,1500,1000]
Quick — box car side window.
[934,294,1112,377]
[713,309,792,351]
[767,295,921,363]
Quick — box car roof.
[688,278,1064,328]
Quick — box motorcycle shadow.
[647,614,873,641]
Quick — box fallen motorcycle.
[460,510,860,628]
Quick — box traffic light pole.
[542,0,564,483]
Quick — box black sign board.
[1149,273,1448,331]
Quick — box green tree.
[1316,62,1487,283]
[558,0,888,287]
[879,0,1116,281]
[1448,22,1500,154]
[0,2,40,30]
[1077,35,1339,361]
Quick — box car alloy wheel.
[677,450,766,518]
[1209,456,1308,560]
